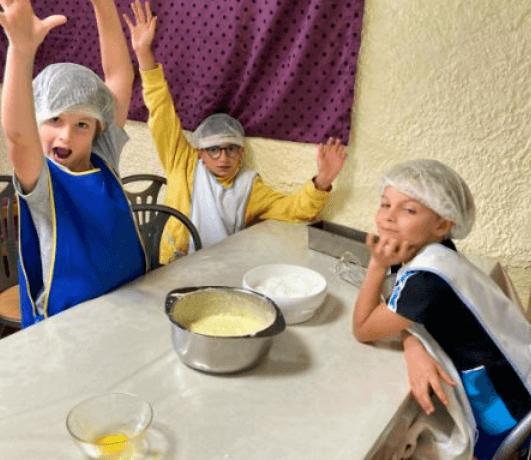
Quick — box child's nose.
[218,149,230,159]
[385,208,397,221]
[59,125,73,141]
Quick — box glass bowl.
[66,393,153,459]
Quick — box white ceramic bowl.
[242,264,327,324]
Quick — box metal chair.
[491,411,531,460]
[0,176,21,337]
[122,174,167,205]
[131,203,202,271]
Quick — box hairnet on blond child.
[33,63,115,128]
[193,113,245,150]
[379,159,475,239]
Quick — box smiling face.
[375,186,454,253]
[198,144,244,179]
[39,112,98,172]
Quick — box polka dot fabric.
[0,0,364,144]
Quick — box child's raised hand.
[366,233,416,269]
[313,137,347,191]
[0,0,66,57]
[123,0,157,53]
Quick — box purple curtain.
[0,0,364,144]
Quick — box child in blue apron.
[352,159,531,459]
[0,0,146,327]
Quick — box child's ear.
[436,218,455,238]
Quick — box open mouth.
[52,147,72,160]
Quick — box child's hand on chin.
[366,233,417,269]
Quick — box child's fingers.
[413,388,435,415]
[338,144,347,157]
[366,233,379,248]
[396,240,416,261]
[377,236,398,253]
[132,0,145,23]
[322,138,346,156]
[409,375,437,414]
[122,12,134,30]
[428,373,449,407]
[41,14,67,34]
[437,363,456,387]
[144,1,153,21]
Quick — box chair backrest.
[131,203,202,270]
[0,176,18,292]
[122,174,167,205]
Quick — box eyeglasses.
[203,144,242,159]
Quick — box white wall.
[1,0,530,306]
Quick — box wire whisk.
[335,251,366,288]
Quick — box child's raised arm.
[89,0,134,128]
[0,0,66,192]
[313,137,347,191]
[123,0,157,71]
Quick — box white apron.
[188,161,257,253]
[387,243,531,460]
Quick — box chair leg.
[0,324,19,339]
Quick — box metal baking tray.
[307,220,371,267]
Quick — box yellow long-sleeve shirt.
[141,65,330,263]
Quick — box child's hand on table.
[403,333,456,415]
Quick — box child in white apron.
[352,159,531,459]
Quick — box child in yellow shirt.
[123,0,347,263]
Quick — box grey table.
[0,221,410,460]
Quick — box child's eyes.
[404,207,417,214]
[379,202,390,209]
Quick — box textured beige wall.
[343,0,531,307]
[0,0,529,306]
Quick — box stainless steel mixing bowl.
[165,286,285,374]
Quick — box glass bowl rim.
[65,392,154,445]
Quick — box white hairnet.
[379,159,475,239]
[193,113,245,149]
[33,63,115,128]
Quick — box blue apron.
[18,155,147,327]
